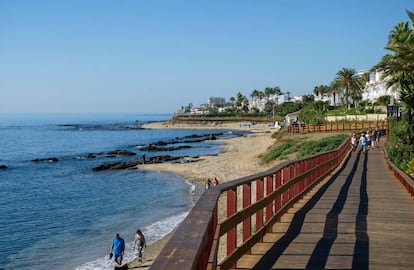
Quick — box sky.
[0,0,413,114]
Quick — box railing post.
[299,160,304,193]
[275,171,282,214]
[243,183,252,254]
[256,178,264,234]
[227,188,237,257]
[282,166,290,205]
[266,175,273,231]
[290,163,295,199]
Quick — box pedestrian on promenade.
[375,127,381,148]
[133,229,147,262]
[350,133,358,151]
[365,131,371,150]
[371,130,376,149]
[110,233,125,266]
[359,132,367,154]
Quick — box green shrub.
[406,157,414,177]
[387,118,414,171]
[263,139,295,163]
[262,134,348,163]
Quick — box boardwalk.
[237,147,414,269]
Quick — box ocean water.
[0,113,242,270]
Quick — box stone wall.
[325,114,387,122]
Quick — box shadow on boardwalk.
[243,146,414,270]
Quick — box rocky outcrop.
[92,161,140,171]
[140,145,192,152]
[31,157,59,163]
[92,155,183,171]
[104,149,136,157]
[73,149,136,159]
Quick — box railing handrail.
[288,121,388,134]
[386,158,414,197]
[150,137,351,270]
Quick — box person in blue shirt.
[109,233,125,266]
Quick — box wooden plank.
[234,144,414,270]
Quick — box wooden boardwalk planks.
[235,145,414,270]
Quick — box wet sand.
[126,121,343,269]
[126,121,279,269]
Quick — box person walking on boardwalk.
[133,229,147,262]
[350,133,358,151]
[375,127,381,148]
[371,130,376,149]
[110,233,125,266]
[359,132,367,154]
[365,131,371,150]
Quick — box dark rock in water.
[148,155,181,163]
[73,149,135,160]
[92,155,184,171]
[140,144,192,152]
[105,149,136,157]
[93,161,141,171]
[31,157,59,163]
[208,134,217,140]
[0,165,7,170]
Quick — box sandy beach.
[126,121,279,269]
[126,121,344,269]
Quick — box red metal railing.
[288,121,387,134]
[386,160,414,197]
[150,139,350,270]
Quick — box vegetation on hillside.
[374,10,414,177]
[262,134,348,163]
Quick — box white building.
[250,94,293,112]
[361,70,397,103]
[208,96,226,107]
[314,70,397,106]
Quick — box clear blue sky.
[1,0,412,113]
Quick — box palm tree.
[328,81,341,106]
[242,96,250,113]
[235,92,244,109]
[273,86,282,106]
[314,86,321,98]
[273,86,282,96]
[374,9,414,127]
[229,97,235,108]
[333,67,365,110]
[250,89,260,102]
[264,87,275,101]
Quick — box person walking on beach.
[205,178,211,190]
[133,229,147,262]
[110,233,125,266]
[212,177,219,187]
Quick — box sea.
[0,113,243,270]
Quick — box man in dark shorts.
[110,233,125,266]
